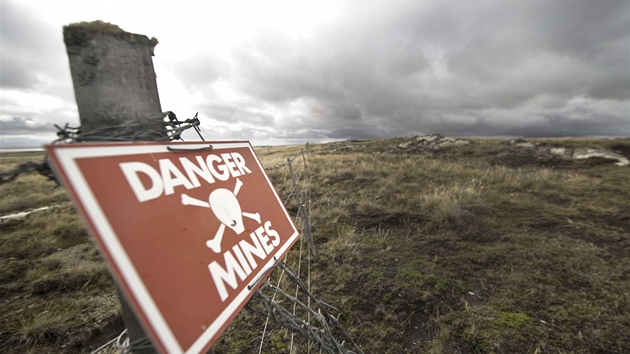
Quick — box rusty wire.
[247,262,363,354]
[0,112,202,186]
[0,160,57,185]
[53,111,204,143]
[3,116,363,353]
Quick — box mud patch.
[65,314,124,353]
[490,153,616,169]
[610,143,630,157]
[349,210,426,230]
[402,305,436,351]
[31,273,93,296]
[529,213,629,259]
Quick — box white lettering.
[207,155,230,181]
[208,251,247,302]
[239,229,267,269]
[159,159,194,195]
[255,225,273,254]
[232,153,252,175]
[207,220,280,302]
[231,244,252,276]
[264,221,280,247]
[179,156,215,187]
[121,153,253,202]
[221,153,240,177]
[120,162,163,202]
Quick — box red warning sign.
[46,141,299,354]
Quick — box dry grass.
[0,153,121,353]
[1,137,629,353]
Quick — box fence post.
[286,158,317,257]
[63,21,163,137]
[63,21,161,352]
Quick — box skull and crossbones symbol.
[180,178,260,253]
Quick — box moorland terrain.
[1,136,629,353]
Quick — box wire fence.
[53,111,204,143]
[247,263,362,354]
[250,150,363,354]
[0,114,362,354]
[0,111,202,186]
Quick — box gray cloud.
[0,135,52,148]
[182,0,628,140]
[0,117,55,134]
[200,103,276,126]
[0,1,64,90]
[1,0,628,147]
[0,56,39,89]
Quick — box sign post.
[46,141,300,354]
[63,21,164,349]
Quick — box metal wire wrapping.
[247,262,363,354]
[2,116,364,353]
[0,112,203,186]
[0,160,57,184]
[53,111,204,143]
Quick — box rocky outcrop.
[572,148,629,166]
[397,134,471,151]
[506,139,629,167]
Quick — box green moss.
[433,277,451,293]
[396,266,429,287]
[149,37,159,55]
[495,312,534,328]
[2,137,630,353]
[65,20,126,34]
[366,267,385,283]
[270,334,287,351]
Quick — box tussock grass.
[0,154,120,353]
[2,137,629,353]
[0,153,67,214]
[240,137,630,353]
[320,224,359,262]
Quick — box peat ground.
[1,137,629,353]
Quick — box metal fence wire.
[0,112,202,186]
[53,111,204,143]
[247,262,363,354]
[1,114,363,354]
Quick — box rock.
[508,138,528,145]
[550,147,573,159]
[425,134,443,143]
[497,140,629,167]
[398,134,470,151]
[573,148,630,167]
[514,142,537,150]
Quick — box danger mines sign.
[46,141,299,354]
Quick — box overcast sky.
[1,0,628,147]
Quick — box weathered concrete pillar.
[63,21,160,353]
[63,21,163,138]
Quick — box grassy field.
[1,137,629,353]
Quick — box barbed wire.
[3,116,363,353]
[0,160,57,185]
[52,111,204,143]
[247,262,363,354]
[0,112,202,186]
[258,151,309,354]
[264,155,298,172]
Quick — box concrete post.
[63,20,163,138]
[63,21,160,352]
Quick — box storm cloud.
[175,0,629,141]
[1,0,628,147]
